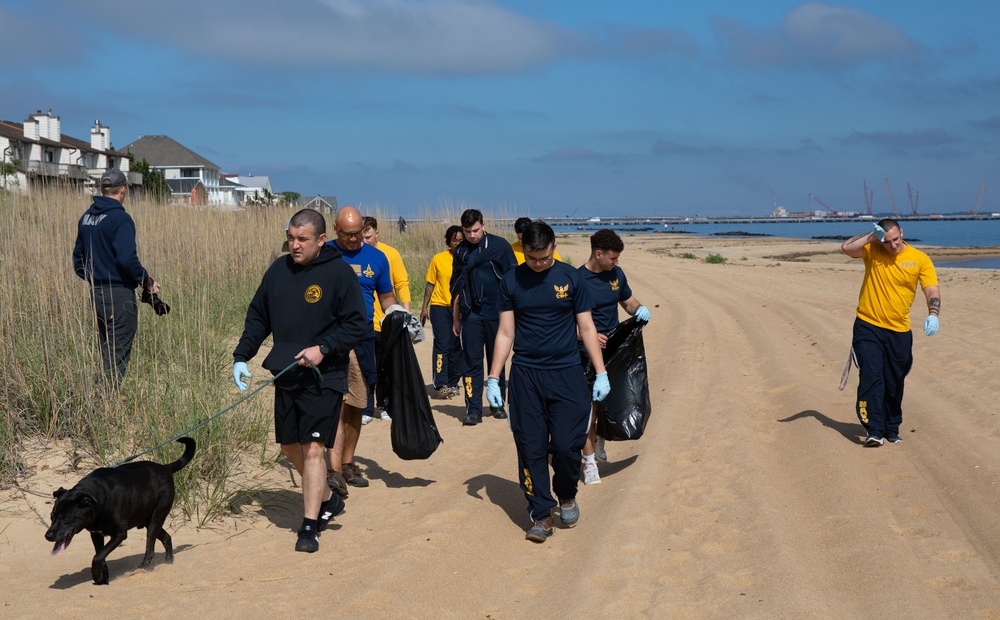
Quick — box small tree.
[127,153,169,200]
[281,191,301,205]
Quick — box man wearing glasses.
[486,221,609,542]
[450,208,517,426]
[841,219,940,447]
[325,206,397,493]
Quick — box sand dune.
[3,234,999,618]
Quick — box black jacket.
[234,245,367,385]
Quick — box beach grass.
[0,188,515,519]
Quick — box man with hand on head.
[232,208,367,553]
[577,229,650,485]
[841,219,940,447]
[487,221,608,543]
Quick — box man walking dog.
[233,208,367,552]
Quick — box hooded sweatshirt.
[72,195,150,288]
[233,244,368,385]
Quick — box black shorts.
[274,384,343,446]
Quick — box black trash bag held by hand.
[378,310,442,460]
[585,317,652,441]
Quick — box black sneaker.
[885,434,902,444]
[318,494,345,532]
[462,414,482,426]
[295,527,319,553]
[864,435,884,447]
[491,406,508,420]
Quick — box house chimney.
[91,120,110,151]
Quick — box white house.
[0,109,138,193]
[123,135,235,206]
[221,173,274,204]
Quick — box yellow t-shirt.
[425,250,454,307]
[512,240,563,265]
[856,242,937,332]
[373,241,410,332]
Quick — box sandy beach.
[3,233,999,619]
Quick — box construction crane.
[863,179,874,216]
[972,181,987,216]
[884,177,900,218]
[907,182,919,216]
[807,193,837,215]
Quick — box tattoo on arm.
[846,234,868,244]
[928,297,940,315]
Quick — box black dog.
[45,437,196,584]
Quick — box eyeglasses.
[524,252,555,265]
[338,228,363,239]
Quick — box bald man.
[324,206,397,494]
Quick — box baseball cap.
[100,169,128,189]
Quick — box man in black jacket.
[72,169,160,383]
[232,209,367,553]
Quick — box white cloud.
[715,2,920,69]
[54,0,576,75]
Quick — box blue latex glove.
[593,372,610,402]
[486,377,503,408]
[873,223,886,242]
[232,361,251,391]
[924,315,939,337]
[635,306,650,322]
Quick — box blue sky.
[2,0,998,217]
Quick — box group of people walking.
[71,176,940,550]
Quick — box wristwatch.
[318,343,330,356]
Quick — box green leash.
[115,359,324,466]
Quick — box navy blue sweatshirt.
[233,244,368,385]
[72,196,151,288]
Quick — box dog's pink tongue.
[51,542,67,556]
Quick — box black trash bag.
[585,317,651,441]
[377,310,443,460]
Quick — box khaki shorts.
[344,349,369,410]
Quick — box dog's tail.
[169,437,197,473]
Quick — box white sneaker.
[380,409,391,421]
[361,414,373,425]
[582,461,601,485]
[595,436,607,462]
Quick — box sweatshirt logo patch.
[305,285,322,303]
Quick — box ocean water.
[556,218,1000,269]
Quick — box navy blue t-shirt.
[498,261,595,369]
[578,264,633,333]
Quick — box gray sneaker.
[595,436,607,462]
[559,499,580,527]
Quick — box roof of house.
[123,135,219,170]
[0,120,128,156]
[301,195,338,209]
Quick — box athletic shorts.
[274,383,343,445]
[344,349,369,410]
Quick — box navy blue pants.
[430,305,463,389]
[460,317,505,417]
[852,318,913,439]
[91,285,138,382]
[508,364,591,522]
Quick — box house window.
[108,157,115,168]
[45,150,54,163]
[181,168,198,177]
